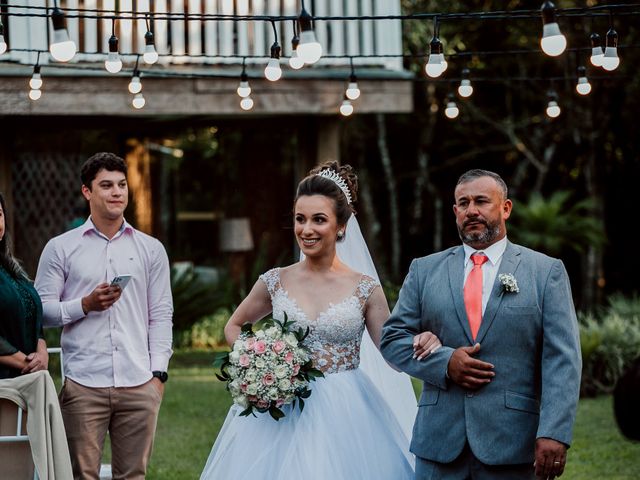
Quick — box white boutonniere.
[499,273,519,294]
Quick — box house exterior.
[0,0,413,275]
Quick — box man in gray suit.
[380,170,581,479]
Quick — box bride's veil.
[304,213,417,441]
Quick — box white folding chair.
[0,347,111,479]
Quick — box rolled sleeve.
[147,241,173,372]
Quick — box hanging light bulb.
[425,20,447,78]
[29,65,43,90]
[602,27,620,72]
[49,7,77,62]
[457,68,473,98]
[345,74,360,100]
[297,2,322,64]
[0,21,7,55]
[340,98,354,117]
[237,72,251,98]
[132,93,146,109]
[143,20,159,65]
[264,39,282,82]
[128,72,142,94]
[575,66,592,96]
[444,94,459,119]
[240,97,254,111]
[29,89,42,101]
[546,91,561,118]
[540,1,567,57]
[589,33,604,67]
[289,23,305,70]
[105,34,122,73]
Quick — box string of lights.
[0,1,637,117]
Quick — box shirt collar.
[463,236,508,267]
[81,216,132,239]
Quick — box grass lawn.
[137,351,639,479]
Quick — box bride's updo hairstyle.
[295,161,358,229]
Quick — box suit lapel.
[447,246,475,345]
[475,241,522,344]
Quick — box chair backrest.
[0,348,64,480]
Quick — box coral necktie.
[464,253,489,341]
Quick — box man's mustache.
[463,219,488,228]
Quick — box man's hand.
[447,343,494,389]
[81,283,122,314]
[413,331,442,360]
[150,377,165,397]
[534,437,567,479]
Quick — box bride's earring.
[337,230,345,240]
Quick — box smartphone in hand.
[110,274,132,290]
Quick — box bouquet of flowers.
[214,314,324,421]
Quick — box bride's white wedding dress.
[200,267,414,480]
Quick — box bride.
[200,162,441,479]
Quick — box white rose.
[274,365,289,379]
[255,330,266,339]
[246,383,258,395]
[278,379,292,391]
[245,371,257,382]
[284,333,298,347]
[268,388,279,400]
[234,395,249,408]
[229,350,240,363]
[255,358,266,369]
[266,326,280,338]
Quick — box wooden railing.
[3,0,403,70]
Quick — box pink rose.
[253,341,266,354]
[292,364,300,376]
[284,351,294,363]
[239,354,251,367]
[262,373,275,386]
[257,399,269,409]
[246,337,256,349]
[241,383,248,392]
[276,399,285,407]
[272,340,286,354]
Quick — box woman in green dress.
[0,193,48,379]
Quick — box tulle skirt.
[200,367,415,480]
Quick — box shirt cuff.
[64,298,87,324]
[150,353,171,373]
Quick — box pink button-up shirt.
[35,218,173,388]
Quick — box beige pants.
[59,378,163,480]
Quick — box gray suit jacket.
[380,241,581,465]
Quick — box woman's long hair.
[0,193,27,279]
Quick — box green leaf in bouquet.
[299,387,312,399]
[298,397,305,413]
[240,322,254,334]
[212,351,230,369]
[306,368,324,380]
[215,373,230,383]
[239,406,255,417]
[269,406,286,421]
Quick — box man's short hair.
[81,152,127,189]
[456,169,508,199]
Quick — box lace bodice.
[259,268,379,375]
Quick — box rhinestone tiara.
[316,168,353,204]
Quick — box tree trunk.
[376,113,401,280]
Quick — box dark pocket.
[418,389,439,406]
[504,390,539,414]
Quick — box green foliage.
[580,295,640,396]
[171,264,234,333]
[510,191,605,257]
[175,307,232,349]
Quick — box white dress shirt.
[462,236,508,315]
[35,218,173,388]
